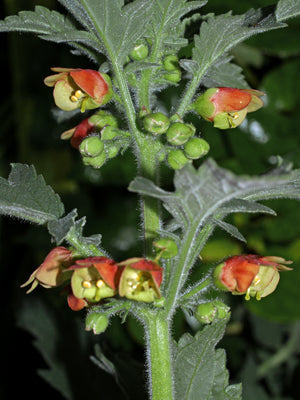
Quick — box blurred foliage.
[0,0,299,399]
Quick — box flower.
[21,247,74,293]
[213,255,292,300]
[118,258,163,302]
[66,257,119,310]
[191,87,264,129]
[44,68,113,112]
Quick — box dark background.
[1,1,300,399]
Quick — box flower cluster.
[21,247,164,310]
[213,254,292,300]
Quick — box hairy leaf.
[129,159,300,237]
[174,319,242,400]
[190,6,285,80]
[276,0,300,21]
[0,164,64,224]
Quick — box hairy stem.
[143,310,174,400]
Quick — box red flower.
[44,68,112,112]
[61,117,95,148]
[21,247,74,293]
[118,258,163,302]
[192,87,264,129]
[66,256,119,310]
[213,255,292,300]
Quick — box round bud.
[166,122,194,145]
[82,152,107,169]
[164,69,181,83]
[153,238,178,259]
[143,112,170,135]
[105,143,119,159]
[89,110,118,129]
[184,138,210,159]
[101,125,118,140]
[163,55,179,71]
[130,43,149,61]
[79,136,104,157]
[195,301,230,324]
[85,312,109,334]
[167,149,191,170]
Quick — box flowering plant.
[1,1,300,400]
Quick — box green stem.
[179,277,211,302]
[66,231,105,257]
[143,310,174,400]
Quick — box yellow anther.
[70,90,84,102]
[233,113,239,120]
[82,280,92,288]
[70,95,79,102]
[96,279,105,288]
[253,276,261,286]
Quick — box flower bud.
[89,110,118,129]
[101,125,118,140]
[213,255,292,300]
[79,136,104,157]
[143,112,170,135]
[82,152,107,168]
[163,55,179,71]
[153,238,178,259]
[166,122,195,145]
[167,149,191,170]
[184,138,210,159]
[129,42,149,61]
[105,143,120,159]
[195,301,230,324]
[164,69,181,83]
[85,312,109,334]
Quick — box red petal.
[130,259,164,287]
[93,259,119,290]
[70,69,108,101]
[70,118,95,148]
[67,293,87,311]
[212,88,252,113]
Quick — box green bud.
[86,312,109,334]
[167,149,191,170]
[153,238,178,259]
[184,138,210,159]
[163,55,179,71]
[130,43,149,61]
[79,136,104,157]
[101,125,118,140]
[82,152,107,169]
[143,112,170,135]
[164,69,181,83]
[166,122,194,145]
[105,143,119,159]
[195,301,230,324]
[89,110,118,129]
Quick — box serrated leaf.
[276,0,300,21]
[69,0,154,64]
[191,7,286,82]
[47,209,78,245]
[174,319,241,400]
[129,158,300,236]
[0,164,64,224]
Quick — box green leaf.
[174,319,242,400]
[47,209,78,245]
[276,0,300,21]
[191,7,286,79]
[129,159,297,235]
[0,164,64,224]
[70,0,154,64]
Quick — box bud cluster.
[21,248,164,312]
[141,110,210,169]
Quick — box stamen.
[70,90,84,102]
[96,279,105,288]
[253,276,261,286]
[82,280,92,288]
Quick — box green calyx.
[212,262,229,291]
[195,301,230,324]
[153,238,178,259]
[79,136,104,157]
[100,73,114,106]
[184,138,210,160]
[164,69,181,83]
[89,110,118,129]
[163,55,179,71]
[143,112,170,135]
[82,152,107,169]
[191,88,217,119]
[85,312,109,334]
[166,122,195,145]
[167,149,191,170]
